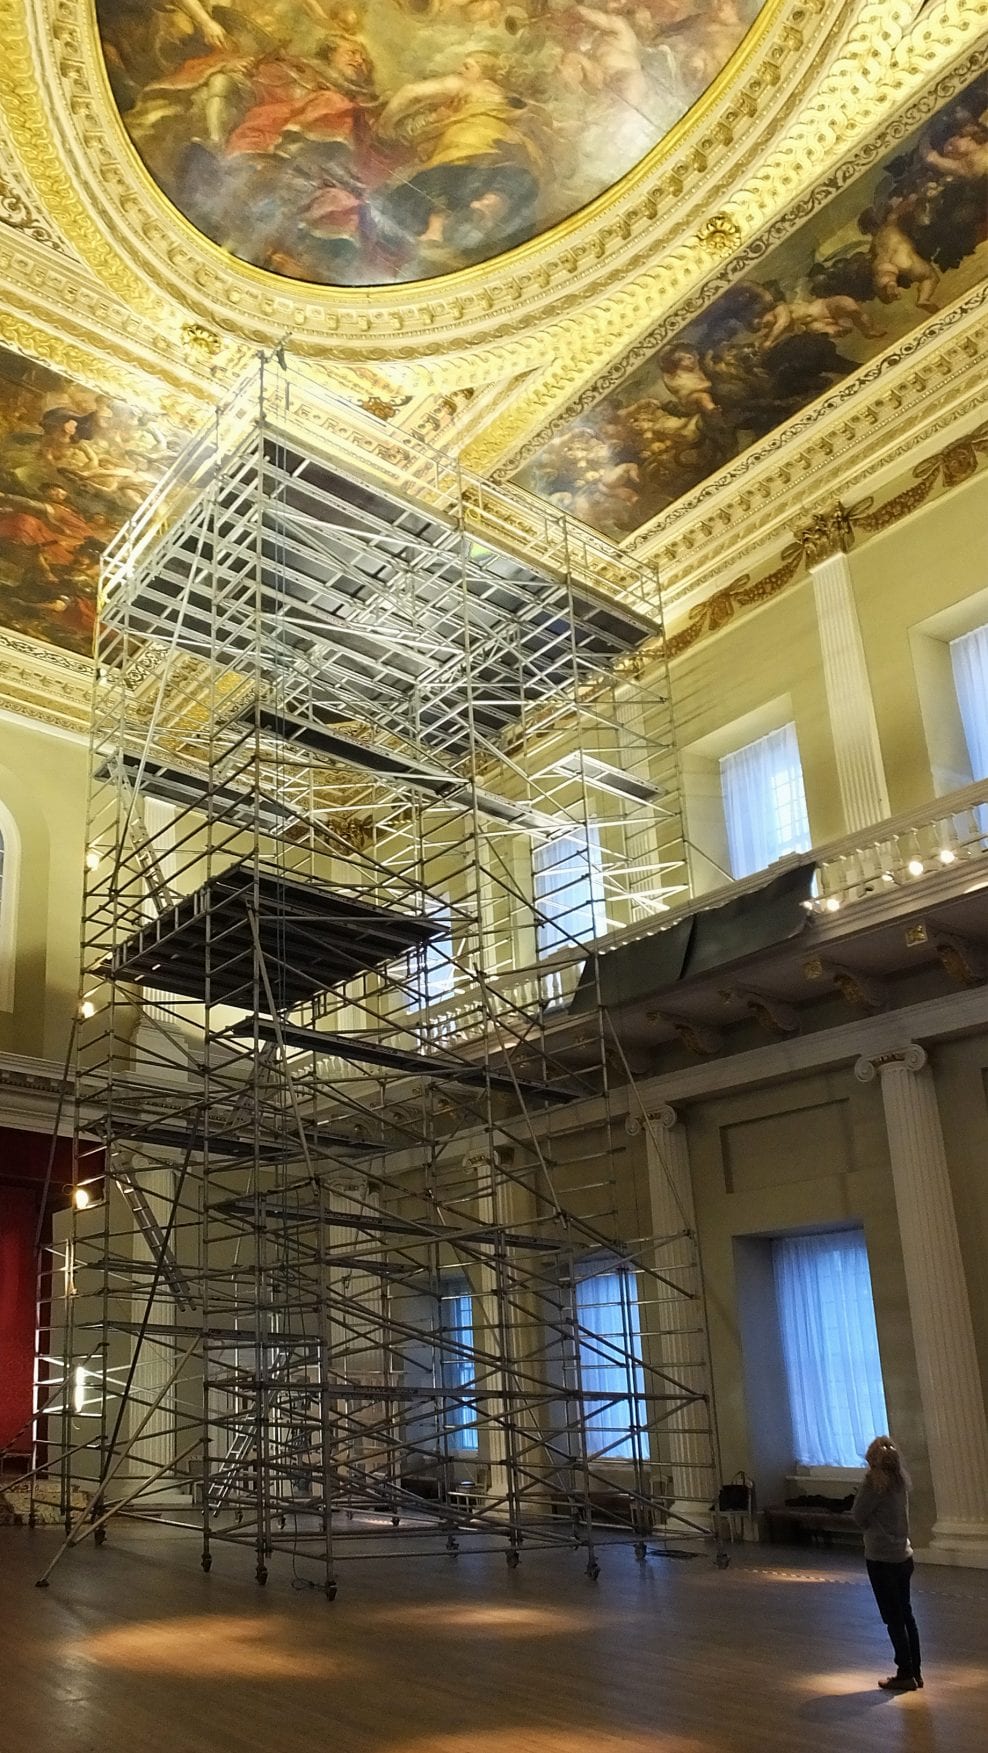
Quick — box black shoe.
[914,1674,924,1689]
[879,1675,917,1692]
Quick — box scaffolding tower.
[25,361,723,1595]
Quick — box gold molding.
[0,0,911,371]
[663,417,988,660]
[794,505,856,566]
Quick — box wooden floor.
[2,1525,987,1753]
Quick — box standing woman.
[853,1436,923,1692]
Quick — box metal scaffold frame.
[13,360,725,1596]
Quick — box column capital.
[653,1103,680,1130]
[854,1043,928,1083]
[794,502,855,565]
[627,1103,681,1135]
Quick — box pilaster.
[643,1106,715,1529]
[856,1045,988,1565]
[798,505,890,832]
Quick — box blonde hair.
[865,1435,910,1494]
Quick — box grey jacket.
[852,1479,912,1562]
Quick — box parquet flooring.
[1,1526,985,1753]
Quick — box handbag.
[718,1471,755,1514]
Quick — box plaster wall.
[0,716,87,1060]
[668,471,988,861]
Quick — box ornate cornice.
[661,417,988,660]
[0,626,92,733]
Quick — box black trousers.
[866,1557,921,1677]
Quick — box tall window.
[950,622,988,782]
[405,901,455,1011]
[441,1279,478,1453]
[574,1263,649,1461]
[533,826,606,958]
[720,723,811,879]
[773,1229,888,1468]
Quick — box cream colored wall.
[668,470,988,860]
[669,576,841,883]
[0,714,88,1061]
[683,1063,937,1541]
[853,473,988,813]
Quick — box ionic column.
[798,507,890,832]
[856,1046,988,1564]
[643,1106,714,1527]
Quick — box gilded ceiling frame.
[0,0,929,377]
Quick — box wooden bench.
[765,1505,861,1548]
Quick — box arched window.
[0,797,21,1011]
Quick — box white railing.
[810,776,988,914]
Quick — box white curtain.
[950,623,988,781]
[533,825,606,958]
[575,1267,649,1461]
[720,723,811,880]
[773,1230,888,1468]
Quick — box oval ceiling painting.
[97,0,766,288]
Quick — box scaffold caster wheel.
[506,1549,520,1569]
[325,1583,337,1601]
[634,1541,647,1562]
[201,1554,212,1572]
[94,1528,107,1546]
[278,1515,286,1530]
[235,1510,243,1525]
[256,1566,268,1585]
[716,1551,730,1570]
[586,1562,600,1581]
[28,1513,36,1530]
[391,1516,400,1527]
[446,1536,459,1553]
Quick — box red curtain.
[0,1128,75,1456]
[0,1183,40,1453]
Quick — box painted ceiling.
[0,0,985,705]
[96,0,766,287]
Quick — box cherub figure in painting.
[922,119,988,182]
[562,7,649,108]
[657,345,719,415]
[753,290,886,345]
[858,189,941,312]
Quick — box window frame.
[532,823,607,961]
[718,720,811,880]
[772,1225,889,1471]
[573,1256,650,1464]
